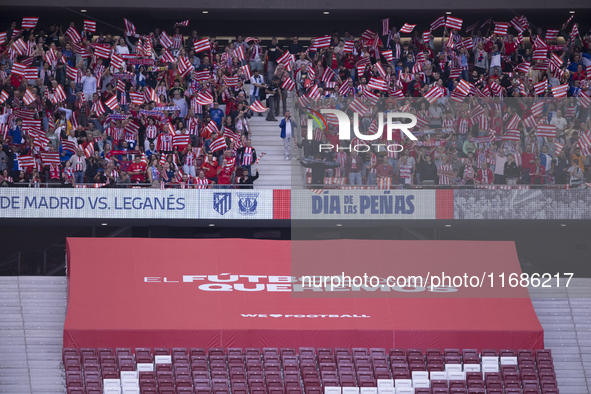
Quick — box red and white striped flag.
[549,53,563,70]
[277,51,292,66]
[0,91,8,104]
[503,129,521,141]
[61,140,77,154]
[21,17,39,29]
[65,26,81,44]
[24,67,37,80]
[84,20,96,33]
[240,65,252,80]
[537,124,556,138]
[551,84,568,98]
[348,98,369,116]
[177,56,193,78]
[93,44,111,59]
[461,37,474,50]
[18,155,35,169]
[308,84,320,100]
[313,35,331,49]
[193,38,210,53]
[381,50,393,62]
[431,16,446,31]
[399,23,416,34]
[363,89,379,106]
[66,65,81,83]
[368,77,388,91]
[12,38,28,56]
[578,92,591,109]
[423,86,445,104]
[196,90,213,105]
[194,70,211,82]
[554,141,564,156]
[160,50,174,64]
[445,16,463,30]
[533,80,547,96]
[209,137,227,153]
[343,41,354,54]
[160,31,173,48]
[338,83,351,97]
[249,100,267,113]
[515,63,530,74]
[297,95,311,108]
[51,85,66,104]
[223,76,239,87]
[129,91,144,105]
[124,18,136,36]
[493,22,509,36]
[84,143,95,159]
[524,115,537,129]
[104,95,119,111]
[0,32,6,45]
[175,20,189,27]
[281,78,295,92]
[382,18,390,36]
[23,89,36,106]
[321,68,336,83]
[233,46,245,62]
[545,29,559,42]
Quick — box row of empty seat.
[61,348,558,394]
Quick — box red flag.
[313,35,331,49]
[175,20,190,27]
[281,78,295,92]
[431,16,446,31]
[65,27,81,44]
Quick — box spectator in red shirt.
[201,153,219,182]
[521,144,536,184]
[217,158,233,188]
[128,155,147,183]
[529,157,546,184]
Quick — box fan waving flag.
[193,38,210,53]
[194,70,211,82]
[23,89,36,106]
[160,50,175,64]
[249,100,267,113]
[381,18,390,36]
[22,17,39,30]
[545,29,559,42]
[233,46,245,62]
[399,24,416,34]
[445,16,463,30]
[367,77,388,91]
[343,41,354,54]
[0,90,9,104]
[84,20,96,33]
[321,68,336,83]
[177,56,193,78]
[431,16,446,31]
[381,50,393,62]
[124,18,137,36]
[93,45,111,59]
[313,35,331,49]
[53,85,67,103]
[129,92,144,105]
[423,31,431,45]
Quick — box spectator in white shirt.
[550,109,567,134]
[80,68,97,102]
[115,38,130,55]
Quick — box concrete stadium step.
[0,277,67,394]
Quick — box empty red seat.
[480,349,497,357]
[263,348,280,356]
[389,349,406,357]
[468,389,486,394]
[407,349,423,357]
[500,349,516,357]
[522,381,539,390]
[158,388,176,394]
[140,379,158,388]
[335,348,350,357]
[540,373,556,382]
[415,389,431,394]
[319,363,336,372]
[535,350,552,359]
[67,389,84,394]
[318,355,335,364]
[431,380,448,389]
[426,349,443,357]
[177,389,194,394]
[467,380,484,389]
[449,381,465,389]
[370,348,386,357]
[450,389,467,394]
[317,348,333,356]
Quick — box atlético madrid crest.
[213,193,232,215]
[238,193,258,216]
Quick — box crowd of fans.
[0,14,589,188]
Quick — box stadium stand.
[0,14,589,189]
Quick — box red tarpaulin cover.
[64,238,543,350]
